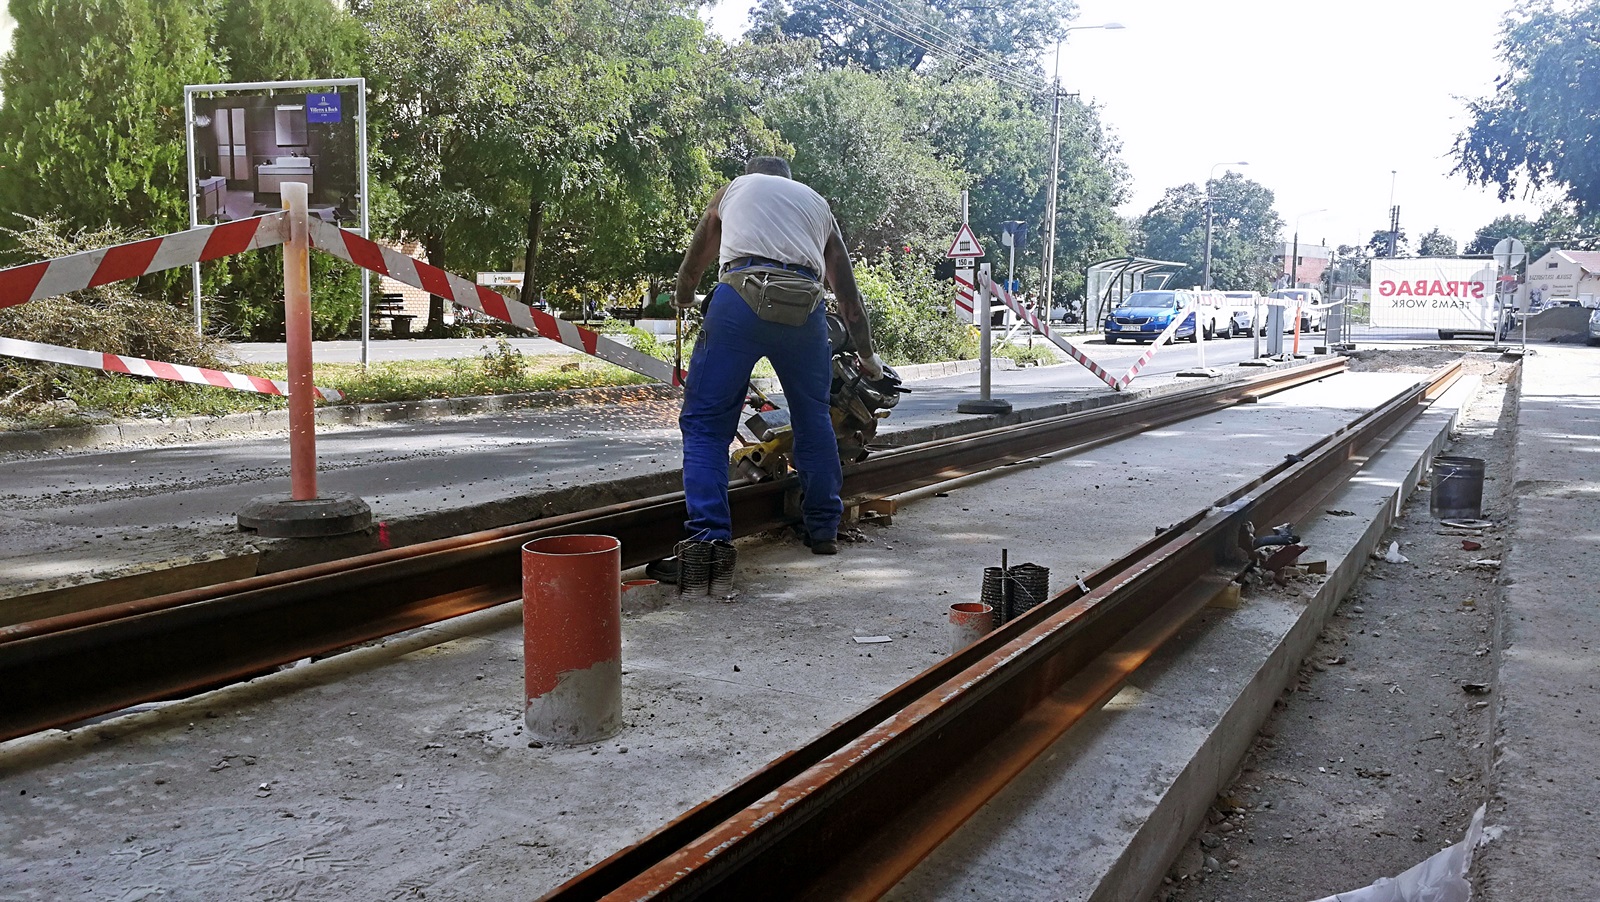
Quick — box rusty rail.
[0,359,1345,743]
[540,360,1464,901]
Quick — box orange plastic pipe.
[523,534,623,744]
[281,183,317,502]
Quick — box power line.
[818,0,1047,95]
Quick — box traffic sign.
[1493,237,1526,271]
[947,223,984,258]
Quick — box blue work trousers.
[680,283,841,543]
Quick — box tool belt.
[720,263,824,327]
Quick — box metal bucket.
[1430,456,1485,520]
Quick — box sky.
[702,0,1546,253]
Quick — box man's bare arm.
[824,228,876,367]
[674,186,727,310]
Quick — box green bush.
[853,252,976,364]
[479,337,527,381]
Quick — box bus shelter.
[1084,256,1185,329]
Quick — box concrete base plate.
[956,398,1014,415]
[1238,359,1273,367]
[1175,367,1220,378]
[237,492,373,538]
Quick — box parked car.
[1267,288,1324,332]
[1103,289,1198,344]
[1049,303,1082,324]
[1222,290,1262,336]
[1589,307,1600,345]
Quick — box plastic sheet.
[1307,805,1485,902]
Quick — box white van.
[1267,288,1324,332]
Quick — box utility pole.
[1042,23,1123,329]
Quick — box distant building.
[1524,249,1600,309]
[1273,242,1330,289]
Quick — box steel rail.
[0,359,1345,742]
[540,361,1464,901]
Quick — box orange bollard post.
[1291,302,1302,357]
[281,182,316,501]
[523,534,623,744]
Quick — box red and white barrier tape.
[985,276,1121,390]
[0,335,343,402]
[0,214,289,310]
[0,213,683,387]
[305,219,682,385]
[1114,311,1187,389]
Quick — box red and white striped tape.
[985,276,1121,390]
[0,213,683,387]
[0,336,343,401]
[306,219,682,386]
[1113,310,1187,389]
[0,214,289,310]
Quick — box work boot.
[674,539,713,595]
[644,556,679,583]
[708,540,737,597]
[803,533,838,555]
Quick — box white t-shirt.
[717,174,836,277]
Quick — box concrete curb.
[0,382,683,454]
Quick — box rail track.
[0,356,1466,899]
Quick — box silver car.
[1589,307,1600,345]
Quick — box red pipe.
[522,534,623,744]
[281,183,317,501]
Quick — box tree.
[1454,1,1600,214]
[1464,214,1538,256]
[747,0,1075,74]
[761,68,962,255]
[359,0,562,330]
[216,0,366,83]
[1368,228,1409,258]
[0,0,224,237]
[1417,228,1458,257]
[516,6,782,306]
[1135,173,1281,291]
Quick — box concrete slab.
[1477,346,1600,899]
[0,371,1450,901]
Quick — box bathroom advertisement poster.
[190,89,360,225]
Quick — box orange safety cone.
[522,534,623,744]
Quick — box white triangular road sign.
[947,223,984,258]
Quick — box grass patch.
[993,341,1059,366]
[0,342,656,432]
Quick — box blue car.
[1104,290,1198,344]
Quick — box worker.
[654,156,889,595]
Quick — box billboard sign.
[187,83,363,226]
[1370,257,1496,331]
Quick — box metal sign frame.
[183,77,371,363]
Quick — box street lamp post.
[1043,22,1123,328]
[1201,161,1248,290]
